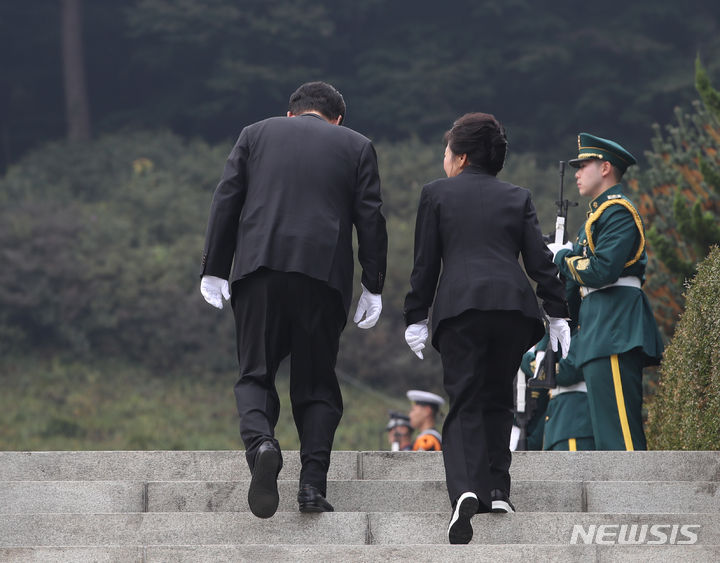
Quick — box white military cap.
[407,390,445,407]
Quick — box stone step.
[3,479,718,514]
[0,513,718,547]
[2,544,719,563]
[2,451,719,482]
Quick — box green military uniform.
[554,133,664,451]
[542,331,595,451]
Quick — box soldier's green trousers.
[583,350,646,451]
[546,437,595,451]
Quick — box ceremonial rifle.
[513,365,536,450]
[529,161,577,389]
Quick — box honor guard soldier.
[543,336,595,451]
[549,133,664,451]
[511,338,549,451]
[407,390,444,451]
[543,276,595,451]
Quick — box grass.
[0,356,410,452]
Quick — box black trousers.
[231,269,346,495]
[436,309,535,512]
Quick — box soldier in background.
[511,338,549,451]
[386,412,413,451]
[407,390,444,451]
[541,260,595,451]
[542,335,595,451]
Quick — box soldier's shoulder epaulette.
[585,197,645,267]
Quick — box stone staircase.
[1,450,719,561]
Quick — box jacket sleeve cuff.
[543,302,570,319]
[404,309,429,327]
[554,248,572,267]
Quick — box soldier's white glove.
[405,319,428,359]
[353,284,382,329]
[200,275,230,309]
[533,350,546,379]
[548,317,571,359]
[547,241,573,259]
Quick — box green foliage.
[630,59,720,337]
[646,225,695,280]
[696,54,720,120]
[699,153,720,193]
[646,246,720,449]
[0,357,408,451]
[0,130,237,370]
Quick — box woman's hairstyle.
[288,81,346,124]
[444,113,508,175]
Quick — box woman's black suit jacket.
[404,165,568,349]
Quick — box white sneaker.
[447,492,479,544]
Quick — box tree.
[628,56,720,337]
[61,0,91,141]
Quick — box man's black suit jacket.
[201,113,387,317]
[404,165,568,348]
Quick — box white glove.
[353,284,382,329]
[533,350,546,379]
[547,241,573,259]
[405,319,428,359]
[200,275,230,309]
[548,317,571,359]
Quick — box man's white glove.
[353,284,382,329]
[533,349,546,379]
[405,319,428,359]
[200,275,230,309]
[547,241,573,259]
[548,317,571,359]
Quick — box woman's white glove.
[353,284,382,329]
[405,319,429,359]
[548,317,571,359]
[200,275,230,309]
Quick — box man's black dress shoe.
[247,441,282,518]
[297,483,334,513]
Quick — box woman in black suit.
[403,113,570,544]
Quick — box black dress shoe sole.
[248,447,281,518]
[448,492,479,544]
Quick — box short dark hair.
[288,81,346,124]
[444,112,508,175]
[416,402,440,417]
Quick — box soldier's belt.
[550,381,587,398]
[579,276,641,298]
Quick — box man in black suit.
[200,82,387,518]
[403,113,569,543]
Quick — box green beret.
[568,132,637,173]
